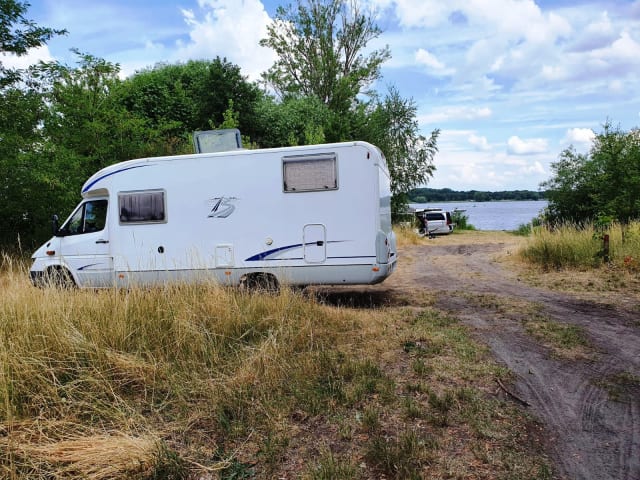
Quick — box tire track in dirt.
[389,240,640,480]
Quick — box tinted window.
[62,200,108,235]
[119,190,166,223]
[425,213,445,221]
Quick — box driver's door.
[58,198,114,287]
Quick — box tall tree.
[260,0,390,115]
[0,0,66,87]
[360,87,439,218]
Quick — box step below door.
[303,224,326,263]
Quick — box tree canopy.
[542,122,640,225]
[0,0,443,248]
[260,0,390,114]
[0,0,66,87]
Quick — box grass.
[594,371,640,403]
[1,253,552,479]
[524,315,591,359]
[520,221,640,271]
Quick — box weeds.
[524,315,590,358]
[365,429,438,479]
[521,221,640,270]
[595,371,640,402]
[307,450,357,480]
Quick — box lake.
[410,200,548,231]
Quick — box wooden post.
[603,234,610,263]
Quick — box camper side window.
[118,190,166,224]
[283,154,337,192]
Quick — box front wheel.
[44,266,76,289]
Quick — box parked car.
[415,208,454,236]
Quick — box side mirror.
[52,214,60,236]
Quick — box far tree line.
[408,188,547,203]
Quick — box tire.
[240,273,279,293]
[45,267,76,289]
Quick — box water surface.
[410,200,548,231]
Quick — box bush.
[451,210,475,231]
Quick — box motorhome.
[30,141,397,289]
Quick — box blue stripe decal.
[78,263,101,271]
[82,165,150,193]
[245,240,353,262]
[256,256,375,262]
[246,244,303,261]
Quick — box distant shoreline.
[408,187,546,204]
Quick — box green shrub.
[451,210,475,231]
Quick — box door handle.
[95,239,109,244]
[316,241,324,246]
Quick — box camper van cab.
[30,141,397,289]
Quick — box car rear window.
[425,213,445,221]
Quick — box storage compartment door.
[303,224,326,263]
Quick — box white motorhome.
[30,141,397,289]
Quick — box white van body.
[415,208,453,236]
[30,141,397,288]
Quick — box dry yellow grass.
[1,249,552,479]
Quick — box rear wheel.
[240,273,279,293]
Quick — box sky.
[10,0,640,191]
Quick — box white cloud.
[420,106,491,124]
[507,136,548,155]
[0,46,54,69]
[561,128,595,151]
[468,134,490,151]
[570,11,617,52]
[175,0,276,81]
[415,48,454,75]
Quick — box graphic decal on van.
[82,165,151,193]
[246,244,303,261]
[207,196,238,218]
[246,241,359,261]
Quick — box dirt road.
[385,234,640,480]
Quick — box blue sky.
[14,0,640,191]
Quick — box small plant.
[595,371,640,402]
[411,358,431,376]
[308,450,358,480]
[361,405,381,432]
[451,210,476,231]
[258,433,289,470]
[524,315,590,358]
[513,222,533,236]
[365,429,436,479]
[402,396,424,419]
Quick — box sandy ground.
[361,233,639,480]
